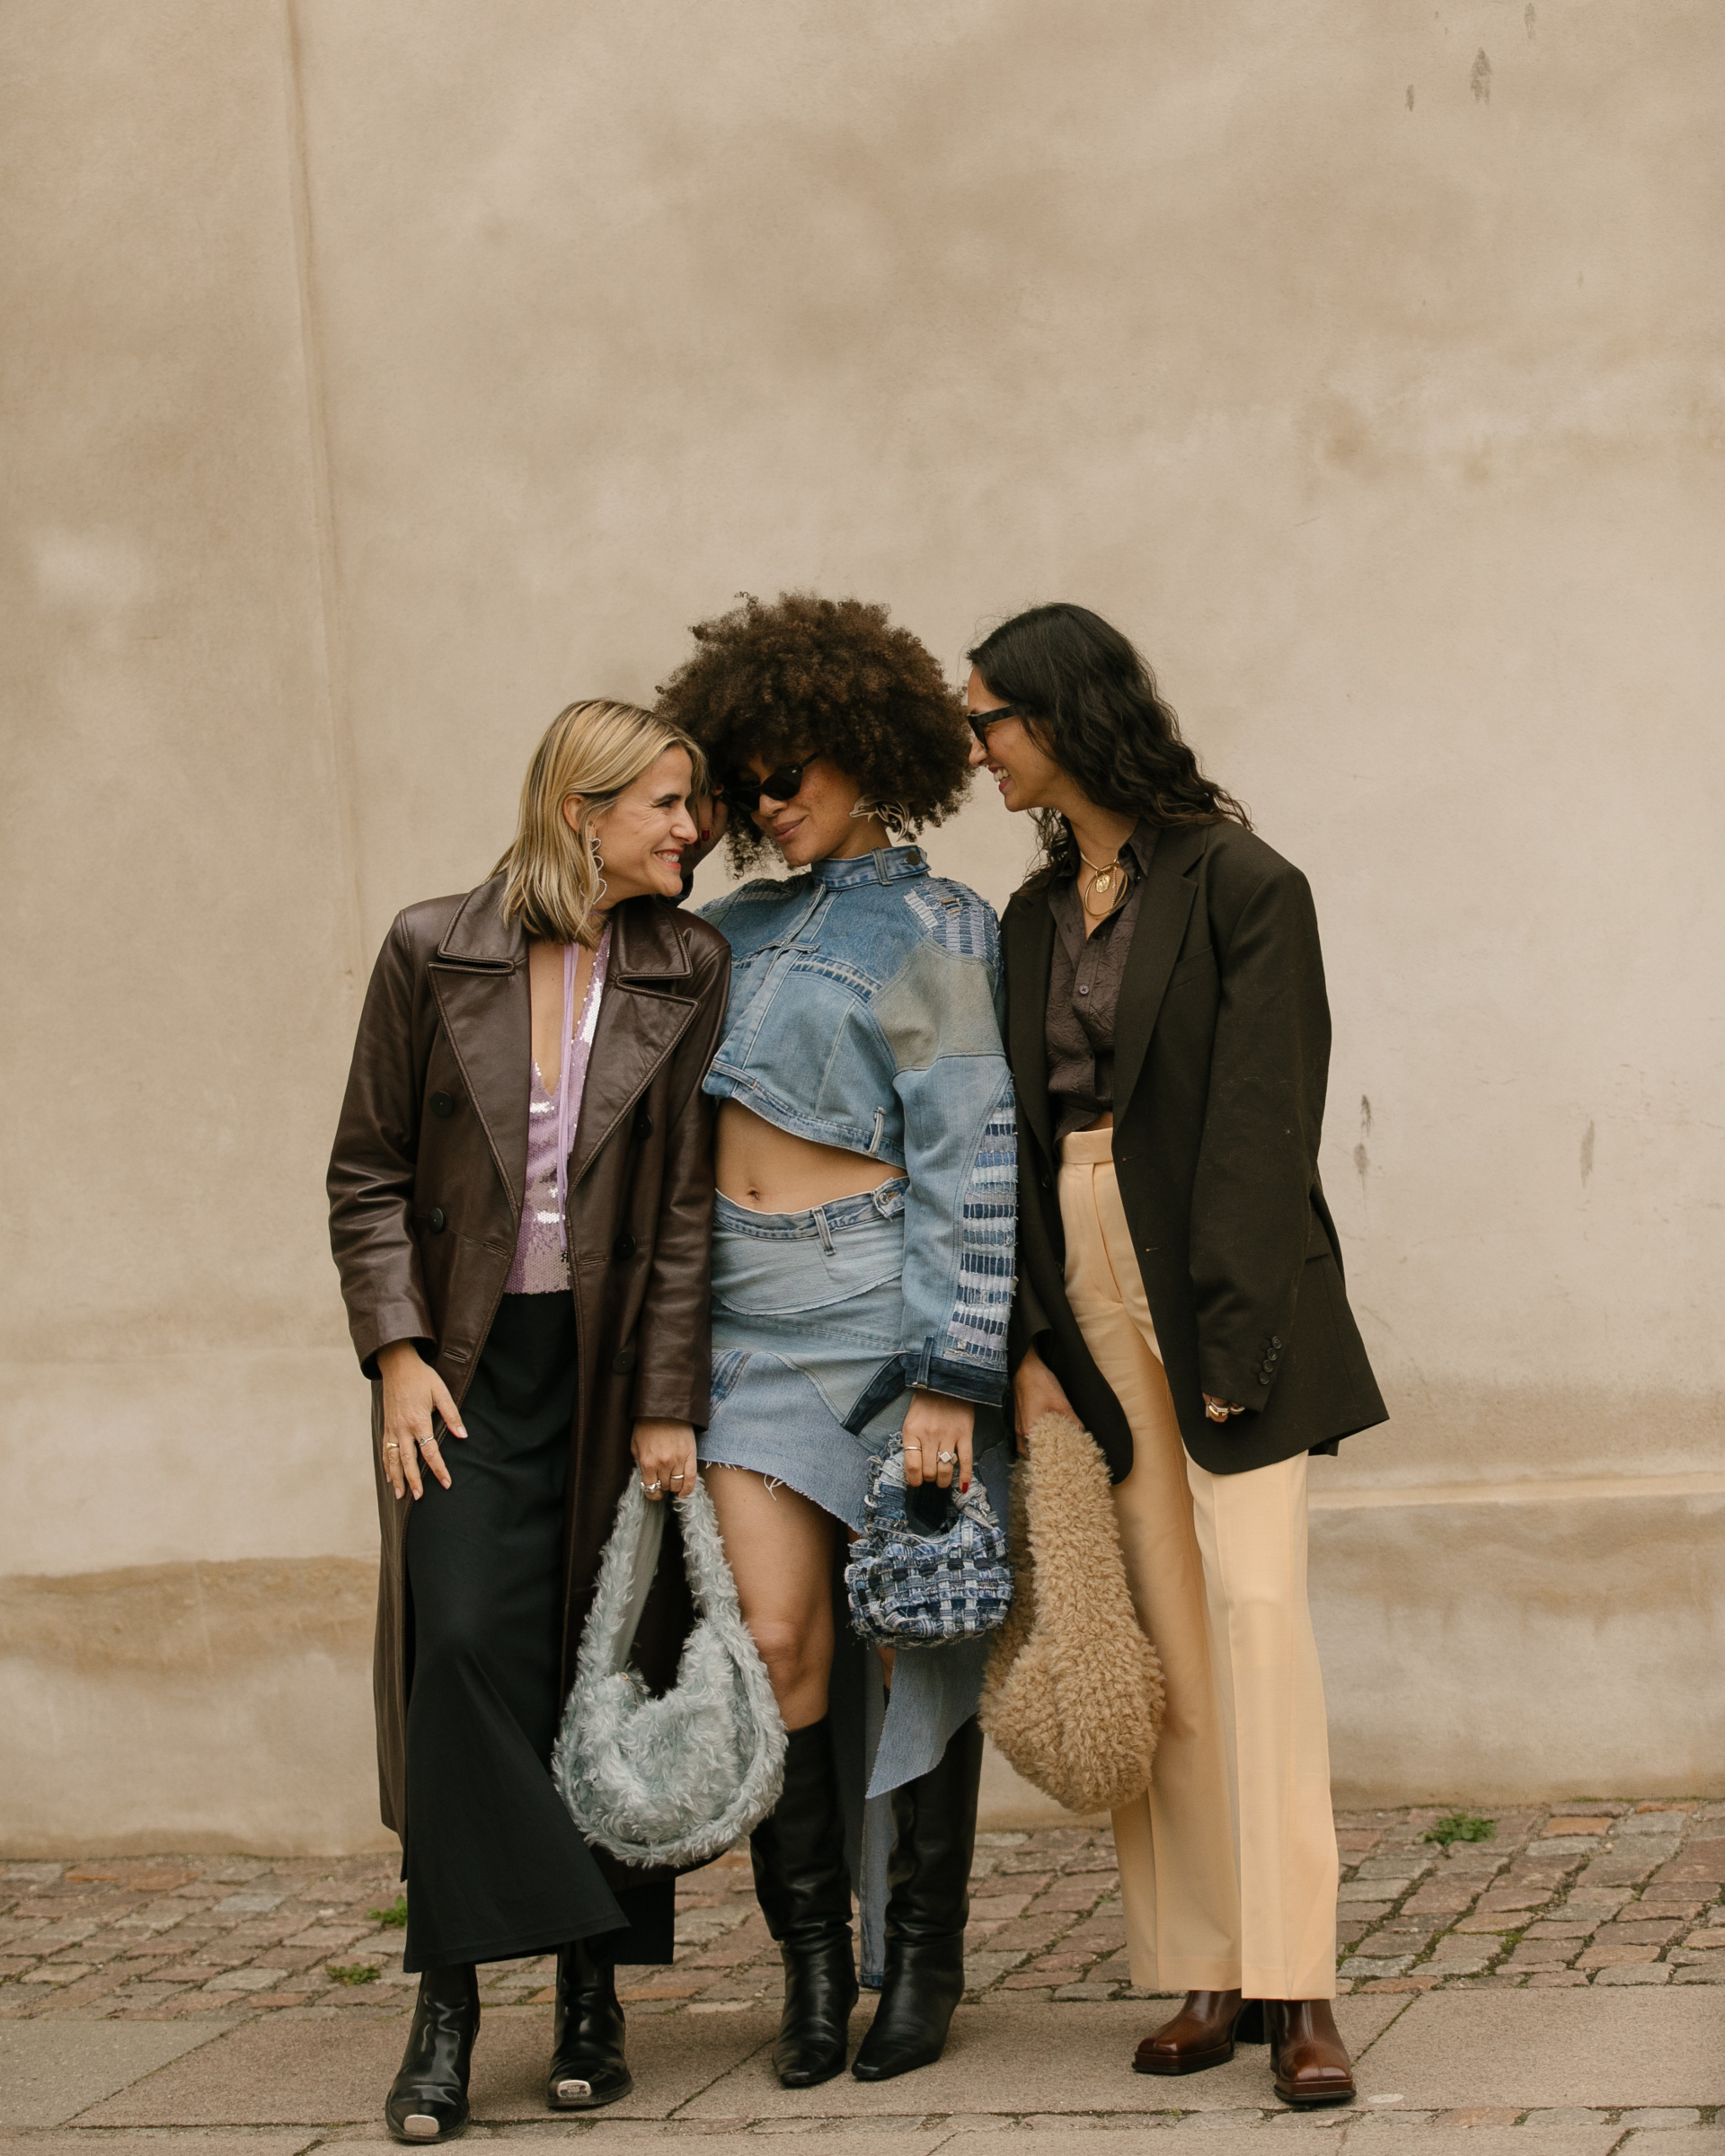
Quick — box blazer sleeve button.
[612,1347,638,1374]
[613,1233,637,1260]
[429,1091,456,1118]
[428,1207,447,1232]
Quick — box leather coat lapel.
[1112,825,1205,1125]
[570,900,700,1188]
[429,877,530,1221]
[1004,889,1056,1170]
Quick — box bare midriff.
[716,1100,898,1214]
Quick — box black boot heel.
[1234,1998,1268,2044]
[851,1715,983,2083]
[386,1963,479,2143]
[546,1938,632,2109]
[751,1719,859,2089]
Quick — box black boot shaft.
[547,1938,632,2110]
[748,1718,858,2089]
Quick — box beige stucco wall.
[3,0,1721,1853]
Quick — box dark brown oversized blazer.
[1004,820,1387,1480]
[327,874,730,1865]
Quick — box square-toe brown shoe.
[1266,2000,1355,2107]
[1131,1990,1248,2075]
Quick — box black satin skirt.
[401,1291,674,1972]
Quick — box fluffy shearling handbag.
[552,1475,785,1869]
[979,1410,1165,1815]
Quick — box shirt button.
[1078,985,1090,996]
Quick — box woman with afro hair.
[657,593,1017,2087]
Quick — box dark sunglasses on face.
[721,755,822,812]
[967,703,1033,750]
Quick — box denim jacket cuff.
[907,1349,1006,1409]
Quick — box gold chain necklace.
[1077,848,1127,918]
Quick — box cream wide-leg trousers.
[1057,1128,1339,2001]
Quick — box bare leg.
[704,1468,836,1730]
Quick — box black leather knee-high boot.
[749,1718,859,2088]
[385,1962,479,2142]
[545,1936,632,2109]
[851,1714,982,2081]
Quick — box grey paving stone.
[685,1996,1405,2119]
[72,2001,774,2125]
[1620,2112,1704,2128]
[1345,2135,1618,2156]
[13,2141,318,2156]
[1356,1987,1725,2108]
[1616,2138,1725,2156]
[0,2016,239,2128]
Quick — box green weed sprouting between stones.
[327,1961,380,1985]
[369,1895,409,1928]
[1423,1811,1498,1846]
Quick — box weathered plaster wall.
[3,0,1721,1850]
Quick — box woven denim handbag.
[845,1441,1014,1645]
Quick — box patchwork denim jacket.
[701,844,1016,1416]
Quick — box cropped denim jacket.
[701,845,1016,1417]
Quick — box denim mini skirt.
[700,1179,916,1526]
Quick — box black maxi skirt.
[401,1291,674,1973]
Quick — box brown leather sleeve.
[631,937,730,1427]
[327,915,437,1377]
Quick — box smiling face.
[742,751,881,867]
[964,666,1076,817]
[571,747,700,903]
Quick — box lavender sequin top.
[505,926,611,1294]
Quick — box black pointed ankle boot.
[545,1936,632,2109]
[749,1718,859,2088]
[851,1714,982,2082]
[385,1962,479,2143]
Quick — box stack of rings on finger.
[644,1479,662,1493]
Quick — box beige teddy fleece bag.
[980,1411,1165,1815]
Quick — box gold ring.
[384,1442,399,1454]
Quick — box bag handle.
[591,1472,748,1677]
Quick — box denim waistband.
[713,1177,908,1241]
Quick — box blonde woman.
[329,700,730,2141]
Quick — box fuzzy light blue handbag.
[845,1442,1014,1645]
[552,1476,785,1869]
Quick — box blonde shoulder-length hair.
[494,699,706,948]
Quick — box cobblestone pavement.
[4,1797,1721,2029]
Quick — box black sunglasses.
[967,703,1033,749]
[721,755,822,812]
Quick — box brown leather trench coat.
[327,875,730,1865]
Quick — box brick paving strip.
[4,1798,1721,2134]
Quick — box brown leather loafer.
[1132,1989,1252,2075]
[1266,2000,1355,2107]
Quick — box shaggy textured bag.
[845,1441,1014,1645]
[552,1475,785,1869]
[979,1411,1165,1815]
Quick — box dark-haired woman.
[328,700,730,2139]
[658,593,1016,2088]
[969,604,1386,2111]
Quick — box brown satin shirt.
[1045,821,1158,1146]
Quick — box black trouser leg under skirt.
[401,1291,671,1972]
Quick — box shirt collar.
[811,844,931,890]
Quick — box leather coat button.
[428,1207,447,1232]
[632,1110,653,1141]
[613,1233,637,1260]
[612,1348,637,1374]
[429,1091,455,1118]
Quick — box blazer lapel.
[1112,825,1206,1125]
[429,877,531,1220]
[569,899,700,1187]
[1003,889,1056,1171]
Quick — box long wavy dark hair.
[968,604,1250,876]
